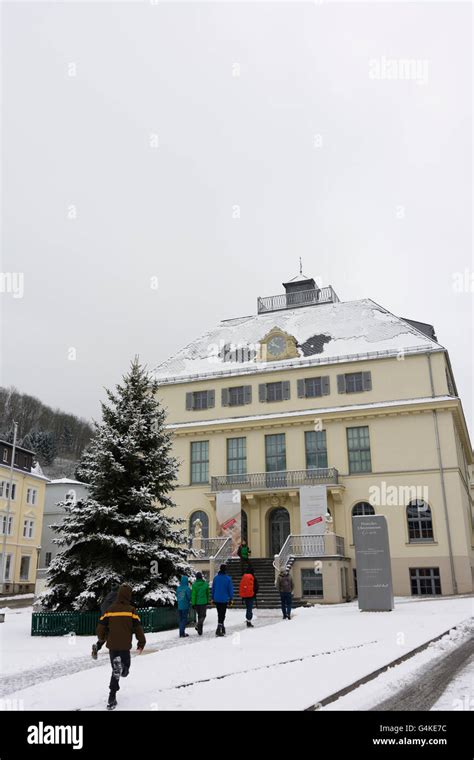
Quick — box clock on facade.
[267,335,287,357]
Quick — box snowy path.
[373,634,474,711]
[323,617,474,711]
[2,597,472,711]
[0,607,280,698]
[431,652,474,711]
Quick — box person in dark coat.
[276,570,294,620]
[211,564,234,636]
[91,585,119,660]
[96,584,146,710]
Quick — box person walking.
[239,568,259,628]
[96,584,146,710]
[92,584,119,660]
[211,564,234,636]
[237,540,251,573]
[176,575,192,638]
[277,570,294,620]
[191,572,210,635]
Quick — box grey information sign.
[353,515,394,611]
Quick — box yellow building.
[154,275,474,604]
[0,440,48,595]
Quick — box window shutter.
[259,384,267,402]
[297,379,306,398]
[186,392,194,410]
[282,381,291,400]
[221,388,230,406]
[207,390,215,408]
[244,385,252,404]
[362,372,372,391]
[322,376,330,395]
[337,375,346,393]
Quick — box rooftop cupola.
[257,264,339,314]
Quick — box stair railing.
[209,537,234,581]
[273,534,293,577]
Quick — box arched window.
[407,500,433,542]
[352,502,375,517]
[189,510,209,539]
[65,489,77,505]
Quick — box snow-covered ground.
[0,596,472,711]
[323,617,474,711]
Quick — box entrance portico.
[205,467,345,558]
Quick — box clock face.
[267,336,286,357]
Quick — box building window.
[20,556,30,581]
[27,488,37,506]
[188,510,209,539]
[0,482,16,500]
[297,376,330,398]
[0,553,12,579]
[352,502,375,517]
[45,552,52,567]
[186,390,215,411]
[338,371,372,394]
[2,449,8,463]
[407,500,434,542]
[347,427,372,473]
[221,385,252,407]
[0,515,13,535]
[301,569,323,597]
[190,441,209,484]
[23,519,34,539]
[259,381,290,403]
[410,567,441,596]
[305,431,328,469]
[265,434,286,473]
[227,438,247,476]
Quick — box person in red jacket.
[239,568,259,628]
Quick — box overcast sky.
[1,1,472,438]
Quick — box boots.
[107,691,117,711]
[215,623,225,637]
[246,620,254,628]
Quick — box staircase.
[224,558,284,609]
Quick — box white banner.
[300,485,327,535]
[216,490,241,557]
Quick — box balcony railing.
[210,468,338,492]
[188,537,228,560]
[257,286,339,314]
[274,533,346,572]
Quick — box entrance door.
[269,508,290,556]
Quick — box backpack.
[240,574,255,598]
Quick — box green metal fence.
[31,606,195,637]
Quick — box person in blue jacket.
[211,564,234,637]
[176,575,192,638]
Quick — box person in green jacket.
[191,572,211,635]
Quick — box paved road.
[372,634,474,711]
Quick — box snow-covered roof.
[48,478,88,486]
[154,298,444,385]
